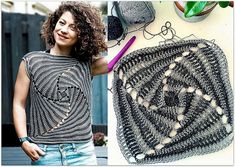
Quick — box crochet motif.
[112,39,233,164]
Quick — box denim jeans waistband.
[31,140,97,165]
[36,141,93,152]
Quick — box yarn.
[114,1,156,26]
[112,39,233,164]
[108,2,157,48]
[108,16,124,40]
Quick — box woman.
[13,1,108,165]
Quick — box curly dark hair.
[41,1,107,61]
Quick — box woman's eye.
[70,26,76,31]
[59,21,65,25]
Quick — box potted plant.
[93,132,108,146]
[174,1,233,22]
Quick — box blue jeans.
[31,141,97,165]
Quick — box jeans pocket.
[31,144,47,165]
[36,144,47,152]
[31,156,42,165]
[31,152,48,165]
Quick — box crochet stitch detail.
[112,39,233,164]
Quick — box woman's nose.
[61,26,68,34]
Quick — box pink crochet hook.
[108,36,136,72]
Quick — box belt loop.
[43,145,47,152]
[59,144,63,150]
[72,143,76,149]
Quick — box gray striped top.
[22,51,92,144]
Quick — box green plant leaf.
[184,1,208,18]
[219,1,230,8]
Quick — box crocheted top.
[22,51,92,144]
[112,39,233,164]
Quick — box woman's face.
[53,11,79,48]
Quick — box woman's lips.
[58,33,69,39]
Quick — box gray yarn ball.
[115,1,156,26]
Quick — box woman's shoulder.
[22,51,47,60]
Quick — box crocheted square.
[112,39,233,164]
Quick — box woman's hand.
[21,141,46,161]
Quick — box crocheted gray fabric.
[22,51,92,144]
[112,39,233,164]
[115,1,155,26]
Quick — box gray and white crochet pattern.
[22,51,92,144]
[112,39,233,164]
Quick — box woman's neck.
[50,45,72,57]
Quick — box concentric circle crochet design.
[112,39,233,164]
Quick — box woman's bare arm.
[92,36,136,76]
[13,61,30,138]
[91,56,108,76]
[13,60,45,161]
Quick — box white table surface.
[107,1,234,165]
